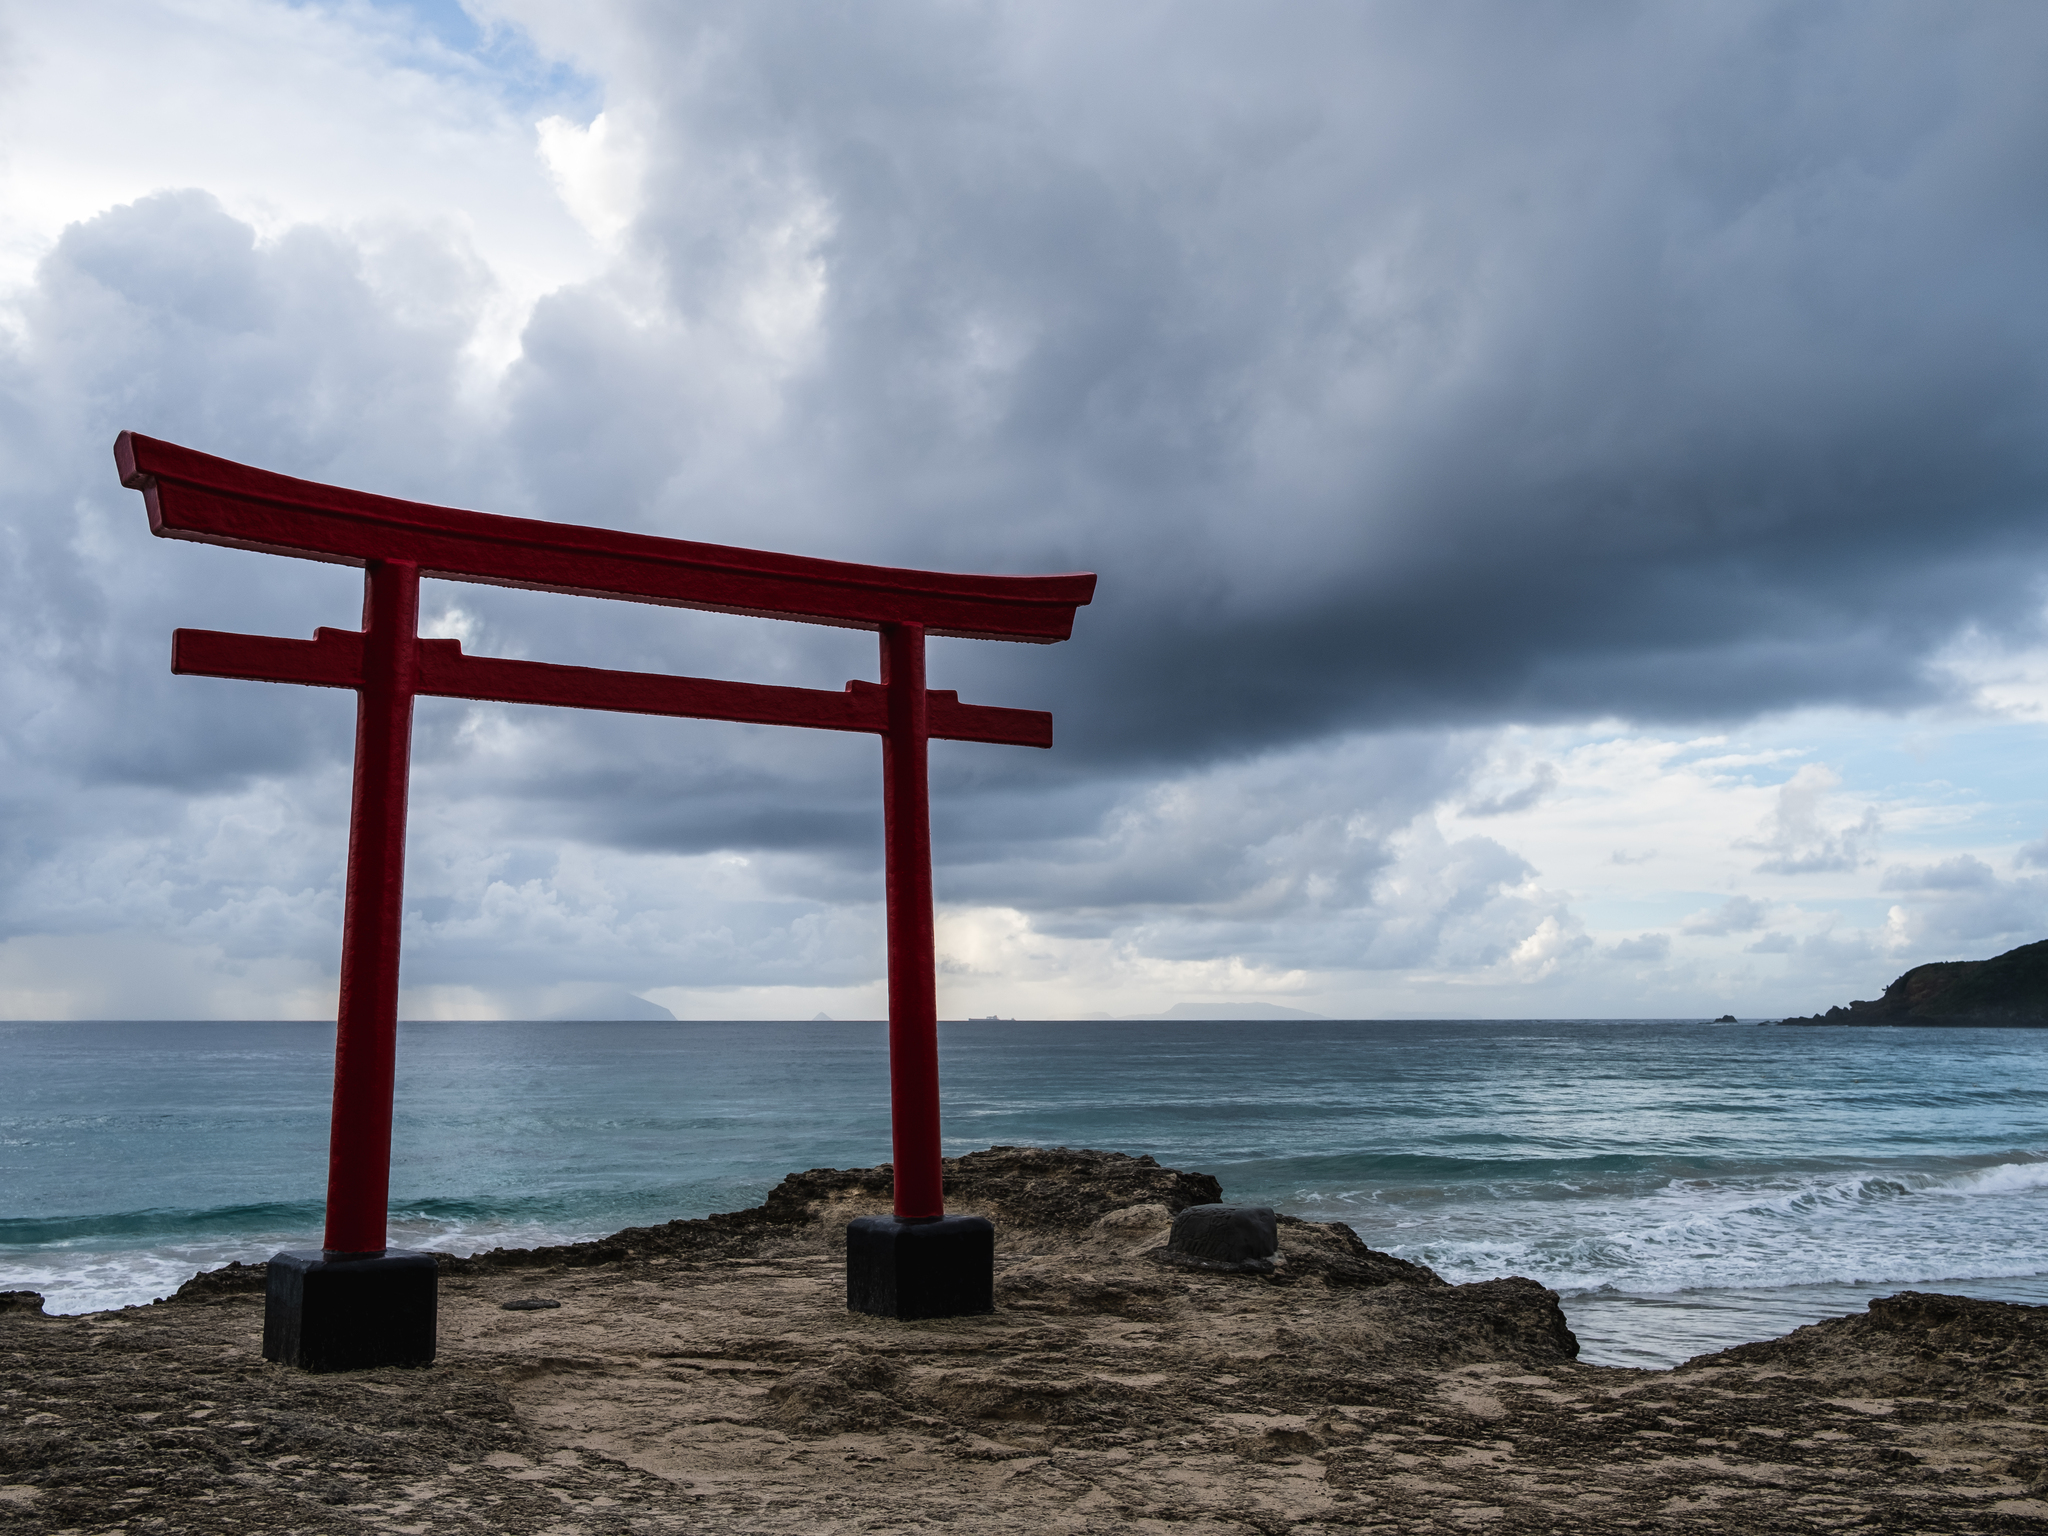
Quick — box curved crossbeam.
[118,432,1094,642]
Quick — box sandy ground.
[5,1147,2048,1534]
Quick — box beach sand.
[4,1146,2047,1533]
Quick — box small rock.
[501,1297,562,1311]
[0,1292,46,1316]
[1168,1205,1278,1264]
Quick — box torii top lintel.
[114,432,1095,644]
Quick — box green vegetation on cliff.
[1778,938,2048,1026]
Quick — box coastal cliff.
[1777,936,2048,1026]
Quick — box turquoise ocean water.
[4,1017,2046,1368]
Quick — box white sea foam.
[5,1236,301,1317]
[1395,1156,2048,1300]
[5,1214,615,1316]
[1938,1158,2048,1196]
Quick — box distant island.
[539,990,678,1022]
[1775,938,2048,1027]
[1123,1001,1328,1021]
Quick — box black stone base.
[261,1249,438,1371]
[846,1215,995,1319]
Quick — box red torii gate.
[115,432,1094,1367]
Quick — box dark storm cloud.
[508,0,2048,772]
[30,0,2037,832]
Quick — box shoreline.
[19,1217,2048,1373]
[5,1146,2048,1531]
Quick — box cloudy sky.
[2,0,2045,1022]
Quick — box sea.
[4,1017,2046,1369]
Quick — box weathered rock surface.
[1777,935,2048,1026]
[3,1146,2045,1533]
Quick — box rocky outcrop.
[1692,1290,2048,1403]
[162,1142,1506,1347]
[1776,936,2048,1026]
[171,1145,1230,1299]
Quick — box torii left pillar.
[267,559,439,1373]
